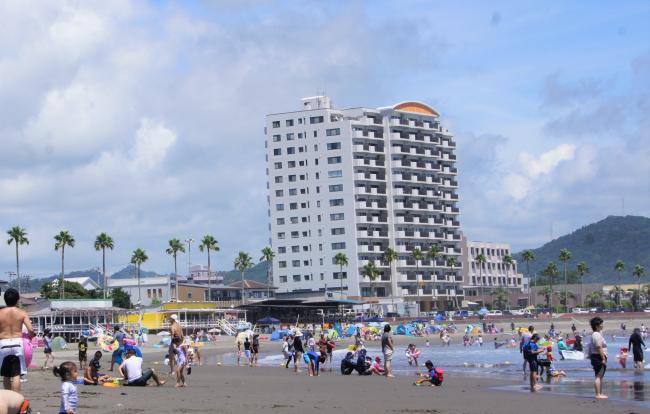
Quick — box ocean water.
[204,335,650,407]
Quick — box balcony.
[353,159,385,168]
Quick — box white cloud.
[520,143,576,178]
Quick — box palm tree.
[260,247,275,298]
[576,261,590,307]
[234,252,253,304]
[427,244,442,283]
[94,233,114,299]
[165,239,185,300]
[475,253,487,306]
[538,286,554,308]
[446,256,459,309]
[131,248,148,306]
[559,249,572,312]
[502,254,514,310]
[521,250,535,306]
[6,226,29,294]
[334,252,349,316]
[585,291,605,308]
[411,247,424,315]
[363,261,380,299]
[633,265,646,310]
[491,287,508,310]
[541,262,559,309]
[54,231,75,299]
[383,247,398,312]
[614,260,625,307]
[199,235,220,302]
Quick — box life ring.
[22,333,32,368]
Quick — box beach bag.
[432,367,444,386]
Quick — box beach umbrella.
[158,331,171,336]
[258,316,280,324]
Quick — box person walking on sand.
[519,325,534,374]
[0,289,35,392]
[523,334,545,392]
[42,329,54,371]
[589,317,608,400]
[629,328,646,371]
[381,324,394,378]
[293,331,304,373]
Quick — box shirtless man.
[168,315,183,374]
[0,289,35,392]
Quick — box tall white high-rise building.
[265,96,462,313]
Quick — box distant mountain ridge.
[513,215,650,283]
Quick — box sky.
[0,0,648,279]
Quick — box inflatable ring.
[102,382,119,388]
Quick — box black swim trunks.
[590,354,607,376]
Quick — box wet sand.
[20,333,649,414]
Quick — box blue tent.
[366,316,385,323]
[258,316,280,324]
[270,329,288,341]
[333,323,343,337]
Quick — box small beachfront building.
[108,276,171,307]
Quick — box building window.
[289,188,298,196]
[288,161,296,168]
[288,175,296,182]
[147,289,152,298]
[274,162,282,169]
[278,247,286,254]
[327,156,342,164]
[329,199,344,206]
[289,202,298,210]
[333,272,347,280]
[275,203,284,211]
[187,292,192,299]
[159,289,162,297]
[310,116,324,124]
[287,147,296,155]
[313,131,318,137]
[329,184,343,192]
[330,213,344,221]
[277,232,285,239]
[276,218,285,225]
[274,176,283,183]
[280,276,287,283]
[290,217,299,224]
[275,190,283,197]
[273,148,282,156]
[273,134,281,142]
[293,275,301,282]
[326,128,341,137]
[328,170,343,178]
[298,132,304,139]
[291,246,300,253]
[292,260,300,267]
[291,231,299,238]
[272,121,280,128]
[332,242,346,250]
[286,119,294,127]
[331,228,345,235]
[286,133,295,140]
[327,142,341,150]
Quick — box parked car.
[486,310,503,316]
[511,309,532,316]
[644,308,650,313]
[454,310,473,318]
[571,308,590,314]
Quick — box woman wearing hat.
[293,330,304,373]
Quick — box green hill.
[221,261,270,284]
[514,215,650,283]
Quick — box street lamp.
[185,238,194,280]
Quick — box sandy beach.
[17,317,650,414]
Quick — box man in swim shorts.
[0,289,35,392]
[381,324,394,378]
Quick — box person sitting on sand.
[573,335,583,352]
[368,356,385,375]
[414,360,443,386]
[84,351,113,385]
[119,349,164,387]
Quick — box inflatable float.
[560,350,584,360]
